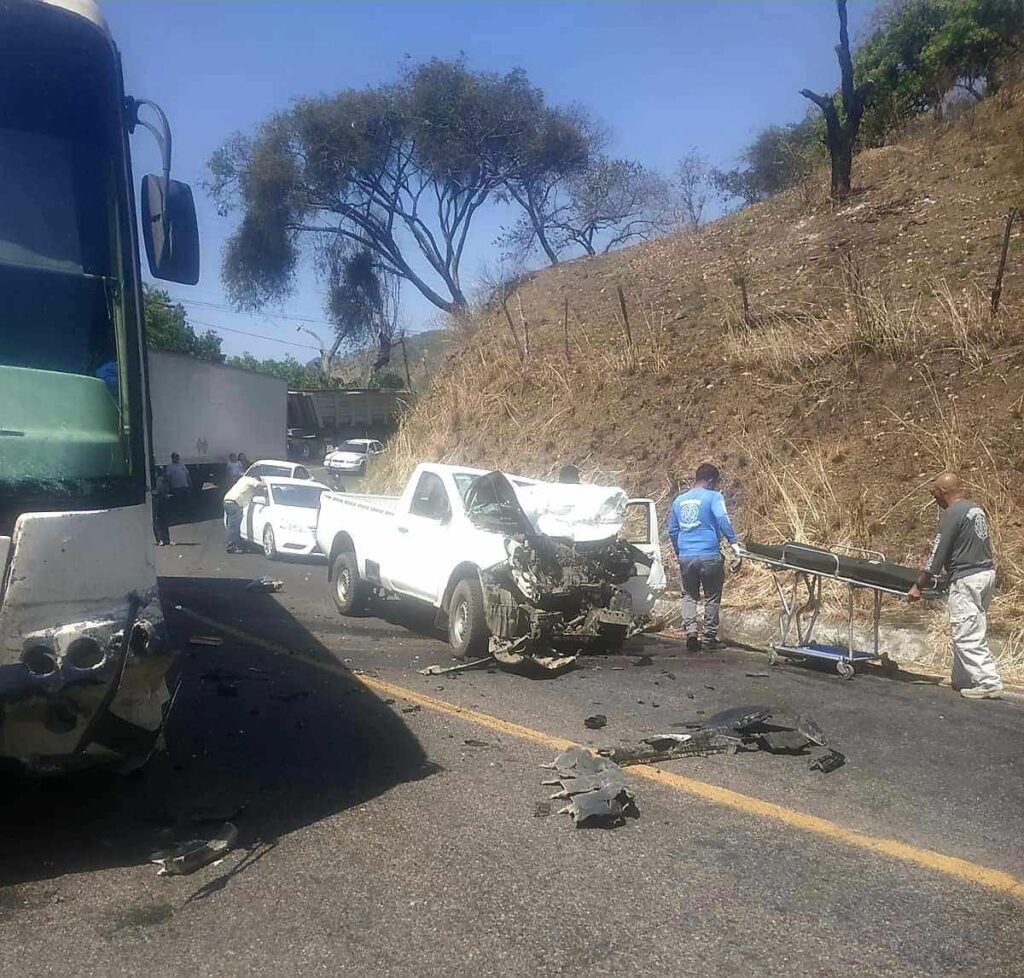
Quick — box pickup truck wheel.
[448,578,488,658]
[332,552,368,615]
[263,526,278,560]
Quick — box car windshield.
[271,485,324,509]
[258,465,293,478]
[0,6,139,508]
[338,441,371,454]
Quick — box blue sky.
[107,0,879,361]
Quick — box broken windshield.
[0,5,141,513]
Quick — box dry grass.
[722,279,997,376]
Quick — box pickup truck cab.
[316,463,665,658]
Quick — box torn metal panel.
[0,504,177,774]
[559,783,639,826]
[810,748,847,773]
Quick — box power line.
[176,295,338,329]
[187,318,321,352]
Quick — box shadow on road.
[0,576,433,887]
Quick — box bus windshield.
[0,3,141,511]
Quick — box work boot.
[686,635,700,653]
[702,637,724,652]
[960,684,1003,699]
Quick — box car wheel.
[357,461,366,477]
[263,526,277,559]
[331,551,368,616]
[448,577,488,658]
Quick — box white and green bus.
[0,0,199,773]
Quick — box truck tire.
[448,577,488,659]
[331,551,368,616]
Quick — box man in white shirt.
[223,475,262,554]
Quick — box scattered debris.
[603,730,737,766]
[745,672,771,678]
[540,747,639,827]
[149,822,238,877]
[584,714,608,730]
[246,578,284,593]
[400,704,422,714]
[463,739,491,748]
[810,748,847,773]
[533,801,552,818]
[632,655,654,667]
[189,635,222,647]
[419,656,495,676]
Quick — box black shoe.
[702,637,724,652]
[686,635,700,653]
[226,545,240,554]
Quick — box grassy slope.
[376,90,1024,678]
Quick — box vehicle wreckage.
[316,463,666,666]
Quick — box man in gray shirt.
[908,472,1002,698]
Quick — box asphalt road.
[2,510,1023,977]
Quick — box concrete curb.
[650,595,1024,705]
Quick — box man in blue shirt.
[668,463,741,652]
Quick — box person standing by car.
[668,462,741,652]
[908,471,1002,699]
[223,473,262,554]
[226,452,243,485]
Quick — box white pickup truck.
[315,463,666,658]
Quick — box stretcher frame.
[740,542,925,679]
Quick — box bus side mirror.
[142,175,200,285]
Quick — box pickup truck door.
[620,498,666,616]
[386,471,455,602]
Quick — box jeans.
[224,500,243,549]
[678,555,725,639]
[948,569,1002,689]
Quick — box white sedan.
[244,459,315,481]
[323,439,386,477]
[239,477,329,559]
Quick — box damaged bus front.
[0,0,199,773]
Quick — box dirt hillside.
[375,89,1024,679]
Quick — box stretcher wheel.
[836,660,855,680]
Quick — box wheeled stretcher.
[740,541,941,679]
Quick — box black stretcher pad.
[744,541,920,593]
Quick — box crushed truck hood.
[464,471,627,544]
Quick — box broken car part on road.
[149,822,239,877]
[541,746,639,827]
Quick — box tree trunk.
[799,0,872,202]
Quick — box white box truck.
[149,351,288,487]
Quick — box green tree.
[226,353,349,390]
[208,58,570,314]
[711,118,822,205]
[143,284,224,362]
[856,0,1024,137]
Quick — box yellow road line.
[176,605,1024,900]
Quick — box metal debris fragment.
[810,748,847,773]
[419,656,495,676]
[541,747,638,827]
[149,822,238,877]
[246,578,284,593]
[584,714,608,729]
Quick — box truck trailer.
[149,350,287,487]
